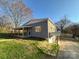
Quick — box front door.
[29,32,30,36]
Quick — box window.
[35,26,41,32]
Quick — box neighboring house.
[14,18,57,43]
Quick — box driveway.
[57,39,79,59]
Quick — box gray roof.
[22,18,50,26]
[14,18,55,30]
[14,26,32,30]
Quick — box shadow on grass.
[32,43,57,59]
[0,33,46,41]
[0,33,16,39]
[24,37,46,41]
[37,48,57,59]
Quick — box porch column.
[22,27,24,37]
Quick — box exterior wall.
[28,20,48,39]
[47,20,56,34]
[23,18,57,42]
[48,36,56,43]
[47,19,57,43]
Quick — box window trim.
[35,26,42,32]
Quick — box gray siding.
[28,20,48,39]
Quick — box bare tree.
[0,0,32,28]
[56,16,71,33]
[0,15,13,32]
[71,24,79,38]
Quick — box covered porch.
[13,26,32,38]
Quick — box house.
[14,18,57,43]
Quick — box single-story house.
[14,18,57,43]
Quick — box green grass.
[0,38,59,59]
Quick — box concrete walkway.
[57,40,79,59]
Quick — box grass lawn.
[0,38,59,59]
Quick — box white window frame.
[35,26,41,32]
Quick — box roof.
[22,18,54,26]
[14,26,32,30]
[14,18,55,30]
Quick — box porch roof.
[13,26,32,30]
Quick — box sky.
[24,0,79,23]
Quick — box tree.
[0,0,32,28]
[0,15,13,33]
[71,24,79,38]
[56,16,71,33]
